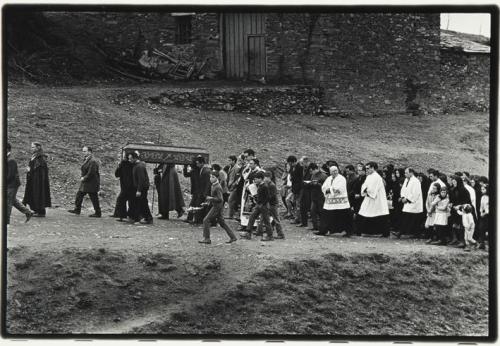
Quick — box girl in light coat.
[425,183,441,243]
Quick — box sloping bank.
[134,252,489,336]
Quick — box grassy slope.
[137,252,489,336]
[7,85,489,210]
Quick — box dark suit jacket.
[291,164,304,194]
[133,161,150,192]
[79,156,100,193]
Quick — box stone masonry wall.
[44,12,223,76]
[439,50,490,113]
[266,13,441,115]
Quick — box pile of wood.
[104,47,208,82]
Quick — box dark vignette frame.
[1,3,498,342]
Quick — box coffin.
[122,143,209,164]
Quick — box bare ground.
[5,83,490,336]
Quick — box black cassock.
[154,163,185,218]
[23,153,51,214]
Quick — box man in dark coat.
[309,163,327,231]
[68,146,101,217]
[22,142,51,216]
[194,156,212,224]
[7,143,33,224]
[113,153,135,221]
[183,159,200,223]
[351,164,367,236]
[154,163,185,219]
[288,155,303,224]
[129,151,153,224]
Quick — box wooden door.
[223,13,266,79]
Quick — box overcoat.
[23,153,52,209]
[79,155,100,193]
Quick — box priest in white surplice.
[315,165,352,236]
[396,167,423,237]
[358,161,389,236]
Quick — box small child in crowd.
[456,204,477,251]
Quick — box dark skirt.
[357,214,389,236]
[399,212,422,235]
[319,208,352,234]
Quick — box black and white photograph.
[2,4,496,341]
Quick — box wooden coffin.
[122,143,209,165]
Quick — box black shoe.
[239,233,251,240]
[116,218,125,222]
[275,234,285,240]
[226,238,237,244]
[158,215,169,220]
[68,209,80,215]
[313,231,327,236]
[89,213,101,218]
[342,233,351,238]
[25,212,33,223]
[198,239,212,244]
[140,219,153,225]
[296,224,307,228]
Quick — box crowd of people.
[6,143,490,251]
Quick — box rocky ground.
[5,83,490,337]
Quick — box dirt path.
[7,209,480,334]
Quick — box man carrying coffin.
[357,161,389,237]
[397,167,423,238]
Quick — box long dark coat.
[155,164,185,214]
[79,156,100,193]
[23,154,51,209]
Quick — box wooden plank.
[238,13,244,78]
[228,13,234,78]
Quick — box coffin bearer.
[112,152,135,221]
[7,143,33,224]
[198,171,237,244]
[68,146,101,217]
[129,151,154,224]
[154,163,185,220]
[22,142,51,217]
[357,162,389,236]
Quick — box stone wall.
[266,13,441,114]
[44,11,223,75]
[439,50,490,113]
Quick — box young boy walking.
[240,172,273,241]
[199,171,237,244]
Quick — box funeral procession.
[4,7,493,340]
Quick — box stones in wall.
[265,13,441,114]
[439,51,490,113]
[149,86,322,117]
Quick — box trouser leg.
[74,191,85,211]
[6,188,16,224]
[293,191,302,223]
[228,190,239,218]
[140,190,153,221]
[203,207,218,240]
[269,205,283,236]
[217,213,236,240]
[285,191,294,217]
[89,192,101,216]
[260,206,272,237]
[246,207,261,232]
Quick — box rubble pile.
[149,86,323,117]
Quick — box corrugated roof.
[441,31,490,54]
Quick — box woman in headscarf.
[448,175,472,247]
[22,142,51,216]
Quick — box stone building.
[40,11,491,114]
